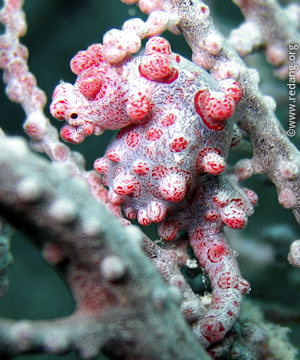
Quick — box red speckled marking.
[145,127,163,141]
[170,137,188,152]
[126,131,140,147]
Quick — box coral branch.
[143,236,208,323]
[150,0,300,226]
[157,173,255,347]
[288,239,300,267]
[190,232,249,347]
[0,0,124,217]
[230,0,300,80]
[1,0,299,357]
[0,135,210,360]
[0,0,83,170]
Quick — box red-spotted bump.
[157,174,257,347]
